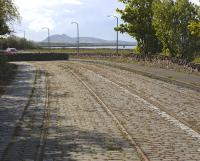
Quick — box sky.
[13,0,199,42]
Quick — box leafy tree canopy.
[188,21,200,37]
[152,0,199,58]
[0,0,20,35]
[117,0,162,55]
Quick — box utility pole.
[23,31,26,50]
[18,30,26,50]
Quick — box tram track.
[77,61,200,101]
[67,68,150,161]
[28,61,200,160]
[35,71,50,161]
[74,59,200,93]
[68,62,200,135]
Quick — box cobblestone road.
[1,61,200,161]
[37,63,141,161]
[65,61,200,161]
[0,63,47,161]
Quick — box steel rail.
[35,72,50,161]
[76,65,200,138]
[68,68,150,161]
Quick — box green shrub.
[193,57,200,64]
[0,54,7,67]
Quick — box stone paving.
[71,62,200,132]
[73,59,200,90]
[1,61,200,161]
[66,62,200,161]
[0,63,36,160]
[0,63,47,161]
[40,63,140,161]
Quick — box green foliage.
[117,0,162,55]
[0,36,39,50]
[0,0,20,35]
[193,57,200,64]
[152,0,199,58]
[188,21,200,37]
[117,0,199,59]
[0,54,7,67]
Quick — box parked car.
[4,48,17,55]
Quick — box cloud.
[191,0,199,4]
[14,0,82,31]
[29,17,55,32]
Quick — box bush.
[193,57,200,64]
[0,54,7,67]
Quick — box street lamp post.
[18,30,26,50]
[42,27,50,50]
[71,22,79,54]
[22,31,26,50]
[108,15,119,54]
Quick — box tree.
[0,36,39,50]
[152,0,199,58]
[0,0,20,35]
[188,21,200,37]
[117,0,162,55]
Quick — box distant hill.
[41,34,136,46]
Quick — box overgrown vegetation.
[0,36,39,50]
[0,0,19,90]
[117,0,200,59]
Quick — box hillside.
[42,34,136,45]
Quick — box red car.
[4,48,17,55]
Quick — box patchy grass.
[167,76,176,81]
[193,57,200,64]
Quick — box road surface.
[0,60,200,161]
